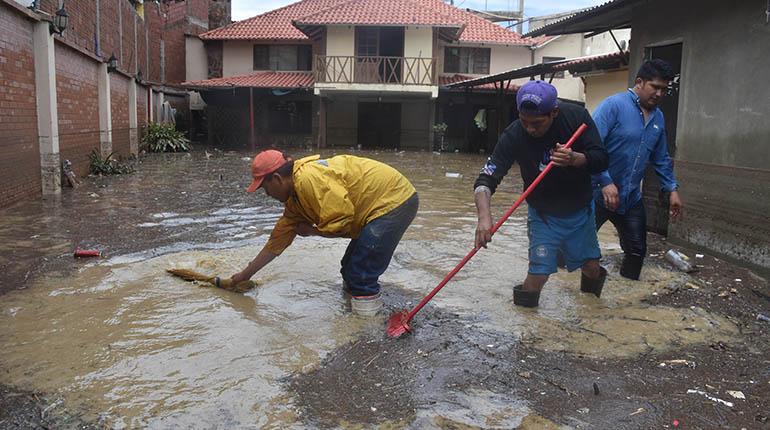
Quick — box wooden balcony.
[314,55,437,86]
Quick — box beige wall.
[490,45,530,75]
[185,36,208,82]
[222,41,253,77]
[534,35,584,101]
[583,29,631,56]
[326,26,355,57]
[584,70,628,113]
[404,26,433,58]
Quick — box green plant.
[141,122,191,153]
[89,150,135,175]
[432,122,448,136]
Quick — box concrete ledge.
[669,159,770,273]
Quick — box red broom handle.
[405,123,588,321]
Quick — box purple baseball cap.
[516,80,558,115]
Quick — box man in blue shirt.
[592,59,684,280]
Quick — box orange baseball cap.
[246,150,288,193]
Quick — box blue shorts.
[527,203,601,275]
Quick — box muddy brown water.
[0,149,740,428]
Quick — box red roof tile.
[294,0,463,27]
[553,50,629,70]
[182,72,314,89]
[202,0,534,46]
[200,0,348,41]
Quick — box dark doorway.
[357,102,401,149]
[642,43,682,235]
[355,27,405,83]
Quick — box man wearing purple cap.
[473,80,609,307]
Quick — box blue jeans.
[595,199,647,258]
[341,193,418,296]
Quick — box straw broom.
[167,268,257,293]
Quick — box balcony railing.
[314,55,437,86]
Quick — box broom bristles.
[167,268,257,293]
[166,268,215,283]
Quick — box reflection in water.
[0,149,739,427]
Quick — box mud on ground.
[289,247,770,429]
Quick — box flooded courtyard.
[0,149,767,429]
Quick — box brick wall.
[189,0,209,23]
[55,43,100,177]
[1,0,229,208]
[166,1,187,24]
[110,73,130,156]
[99,0,121,63]
[145,1,163,82]
[39,0,98,55]
[0,3,40,207]
[120,0,136,73]
[163,25,187,84]
[136,10,148,78]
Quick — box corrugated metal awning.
[524,0,639,37]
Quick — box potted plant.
[432,122,448,152]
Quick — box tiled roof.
[200,0,348,41]
[294,0,463,27]
[552,50,629,70]
[201,0,534,46]
[418,0,531,45]
[181,72,315,89]
[439,74,519,92]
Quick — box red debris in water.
[74,248,102,258]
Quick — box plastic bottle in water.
[665,249,693,272]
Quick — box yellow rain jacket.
[265,155,416,255]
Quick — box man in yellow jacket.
[230,149,418,315]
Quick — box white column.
[32,21,61,196]
[157,91,165,122]
[128,80,138,155]
[97,63,112,156]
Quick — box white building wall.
[185,36,208,82]
[583,29,631,56]
[326,26,355,57]
[533,35,584,101]
[584,70,628,113]
[404,26,433,58]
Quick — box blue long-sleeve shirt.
[591,89,679,214]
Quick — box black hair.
[274,159,294,177]
[636,59,675,81]
[264,153,294,182]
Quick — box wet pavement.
[0,148,768,429]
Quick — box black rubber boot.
[620,254,644,280]
[580,266,608,297]
[513,284,541,307]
